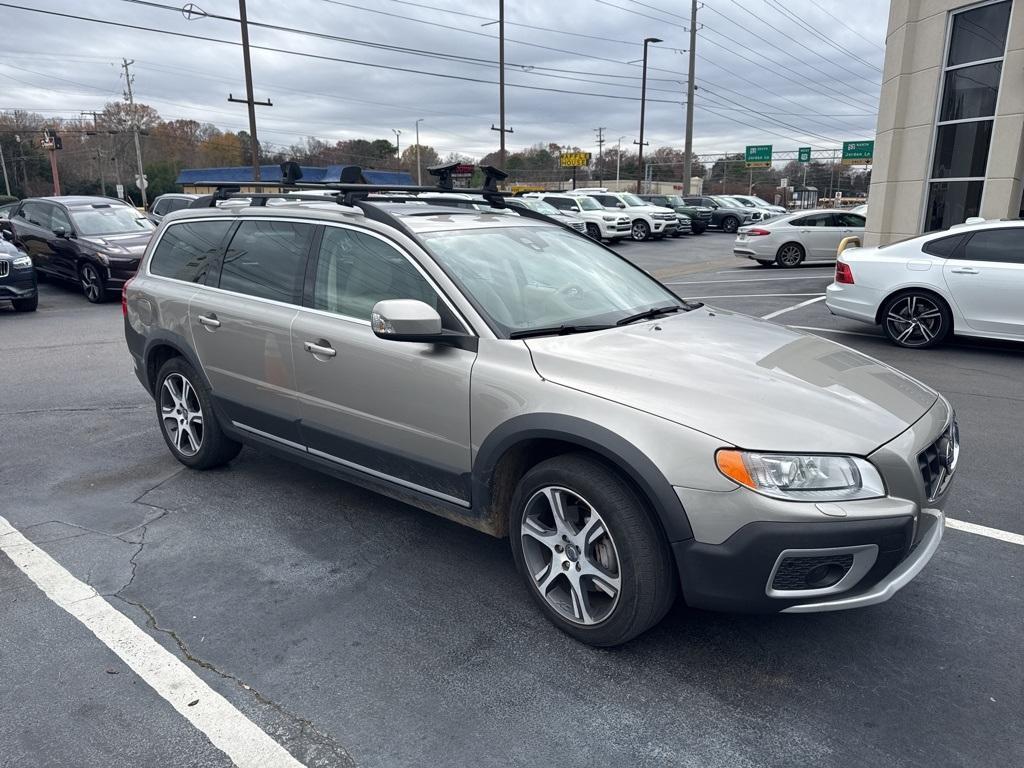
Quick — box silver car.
[124,186,954,646]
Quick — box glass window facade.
[925,1,1011,232]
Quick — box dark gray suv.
[124,174,954,645]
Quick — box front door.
[189,218,316,445]
[943,227,1024,336]
[12,201,59,275]
[790,212,838,259]
[291,224,476,505]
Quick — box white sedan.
[734,209,866,267]
[826,219,1024,348]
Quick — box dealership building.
[867,0,1023,245]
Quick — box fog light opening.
[804,563,847,589]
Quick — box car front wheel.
[510,453,676,646]
[155,357,242,469]
[881,292,951,348]
[585,223,601,240]
[630,220,651,241]
[721,216,740,233]
[80,263,107,303]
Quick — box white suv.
[576,190,679,241]
[524,193,631,242]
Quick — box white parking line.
[682,293,826,300]
[946,517,1024,546]
[668,276,835,286]
[760,296,827,319]
[0,515,306,768]
[715,266,835,274]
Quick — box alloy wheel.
[777,245,803,267]
[81,264,103,302]
[520,486,622,626]
[585,223,601,240]
[160,372,204,457]
[631,221,650,241]
[885,294,944,347]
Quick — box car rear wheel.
[881,292,951,349]
[510,453,676,647]
[721,216,740,234]
[630,220,651,241]
[12,294,38,312]
[80,263,107,303]
[585,223,601,240]
[775,243,805,268]
[691,222,706,235]
[155,357,241,469]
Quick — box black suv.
[640,194,713,235]
[2,196,155,303]
[0,230,37,312]
[682,196,753,233]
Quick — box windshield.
[710,196,737,208]
[620,193,647,207]
[575,196,602,211]
[71,206,154,236]
[523,200,560,216]
[421,226,682,337]
[747,196,775,208]
[725,197,755,207]
[664,195,685,206]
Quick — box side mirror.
[53,226,69,238]
[1,229,12,242]
[616,202,625,208]
[371,299,443,342]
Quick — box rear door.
[189,217,316,445]
[789,212,836,258]
[291,224,476,505]
[943,227,1024,336]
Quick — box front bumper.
[599,221,631,237]
[0,267,38,299]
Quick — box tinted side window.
[151,220,232,283]
[592,195,617,206]
[959,229,1024,264]
[50,206,71,232]
[166,198,192,213]
[313,227,459,328]
[834,213,866,228]
[19,202,47,227]
[219,219,315,303]
[792,214,832,227]
[922,234,965,257]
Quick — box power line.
[805,0,886,52]
[762,0,884,75]
[592,0,686,27]
[0,3,685,105]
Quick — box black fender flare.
[140,330,212,395]
[473,413,693,542]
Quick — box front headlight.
[715,450,885,502]
[602,215,616,221]
[12,255,32,268]
[94,252,110,266]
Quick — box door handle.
[303,340,337,358]
[949,267,979,274]
[197,314,221,328]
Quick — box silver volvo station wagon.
[124,168,956,646]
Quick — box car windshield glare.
[576,196,602,211]
[526,200,560,215]
[70,206,154,236]
[420,226,682,337]
[620,193,647,207]
[664,196,685,205]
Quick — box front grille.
[772,554,854,590]
[0,261,9,278]
[918,421,959,501]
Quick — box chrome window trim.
[144,215,478,337]
[232,420,470,507]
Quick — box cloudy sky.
[1,0,890,160]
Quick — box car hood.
[80,231,153,255]
[524,307,937,454]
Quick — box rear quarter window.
[921,233,965,257]
[150,220,233,283]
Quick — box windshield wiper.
[508,324,612,340]
[615,305,685,326]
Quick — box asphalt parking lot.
[1,234,1022,768]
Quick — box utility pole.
[392,129,402,169]
[636,37,662,193]
[121,59,148,208]
[489,0,512,166]
[594,127,606,184]
[0,145,10,197]
[227,0,272,182]
[682,0,698,193]
[42,130,62,196]
[414,118,424,184]
[616,136,625,187]
[81,110,107,196]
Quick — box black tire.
[756,259,774,267]
[509,453,676,647]
[775,243,805,268]
[155,357,242,469]
[79,262,107,303]
[585,223,601,240]
[691,222,706,235]
[721,216,740,234]
[630,219,651,241]
[12,294,38,312]
[880,291,952,349]
[610,237,624,244]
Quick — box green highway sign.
[745,144,772,168]
[798,147,812,162]
[842,140,874,165]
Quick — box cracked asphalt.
[1,233,1022,767]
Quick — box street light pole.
[392,129,402,169]
[414,118,424,184]
[636,36,662,194]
